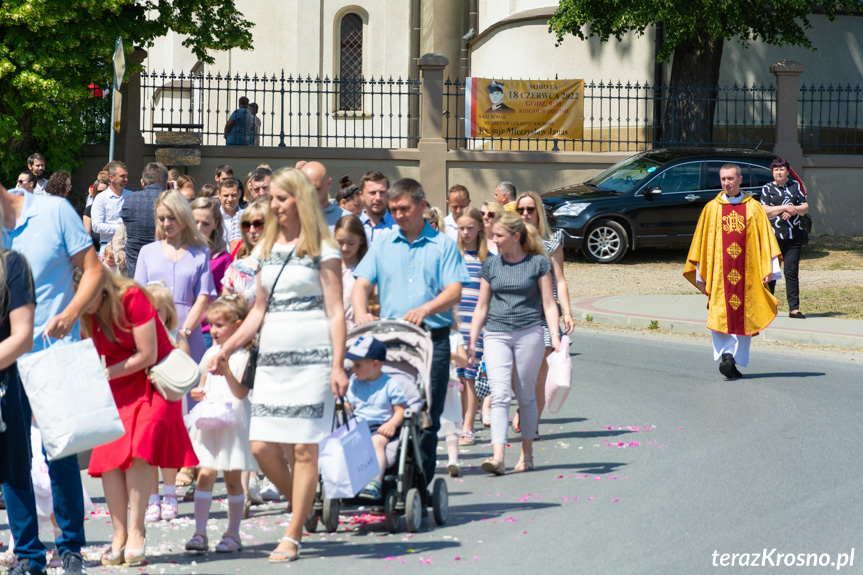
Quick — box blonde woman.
[213,167,347,563]
[221,197,270,305]
[513,191,574,434]
[480,201,503,254]
[423,206,444,231]
[134,190,216,520]
[468,212,560,475]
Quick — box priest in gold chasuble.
[684,163,782,378]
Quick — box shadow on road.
[740,371,826,380]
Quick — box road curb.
[573,295,863,349]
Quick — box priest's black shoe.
[719,353,743,379]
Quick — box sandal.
[268,536,301,563]
[481,457,505,476]
[215,532,242,553]
[144,501,161,522]
[161,496,179,520]
[175,467,196,487]
[102,546,125,566]
[458,430,475,446]
[514,455,534,472]
[185,532,208,553]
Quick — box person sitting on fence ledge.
[494,181,517,211]
[358,171,397,244]
[302,161,349,233]
[224,97,254,146]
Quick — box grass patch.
[774,285,863,320]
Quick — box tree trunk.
[662,35,724,146]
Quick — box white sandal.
[268,536,300,563]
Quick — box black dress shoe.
[789,311,806,319]
[719,353,743,379]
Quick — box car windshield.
[588,155,665,193]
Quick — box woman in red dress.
[83,271,198,567]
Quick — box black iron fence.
[800,83,863,154]
[443,78,777,152]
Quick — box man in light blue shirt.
[357,171,398,244]
[91,160,131,252]
[352,178,470,484]
[1,182,104,574]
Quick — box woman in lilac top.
[135,190,216,363]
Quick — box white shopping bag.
[18,338,125,461]
[318,417,379,499]
[545,335,572,414]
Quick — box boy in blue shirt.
[345,336,407,500]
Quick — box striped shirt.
[456,250,484,379]
[481,253,551,332]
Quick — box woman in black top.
[760,157,809,319]
[0,240,37,569]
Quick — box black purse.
[241,249,293,390]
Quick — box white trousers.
[711,331,751,367]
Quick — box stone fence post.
[417,54,449,208]
[771,60,805,174]
[116,48,148,181]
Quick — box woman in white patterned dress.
[513,191,575,433]
[213,167,347,563]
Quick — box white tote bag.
[18,338,125,461]
[318,417,379,499]
[545,335,573,414]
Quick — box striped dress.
[456,250,483,380]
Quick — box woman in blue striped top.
[468,212,560,475]
[455,207,489,446]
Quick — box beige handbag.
[147,349,201,402]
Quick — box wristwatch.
[180,327,192,336]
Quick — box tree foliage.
[548,0,844,63]
[548,1,847,143]
[0,0,253,182]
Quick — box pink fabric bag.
[544,335,572,413]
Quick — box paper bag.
[318,418,379,499]
[18,338,125,461]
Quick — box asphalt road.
[2,327,861,574]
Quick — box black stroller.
[305,320,449,533]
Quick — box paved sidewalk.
[573,294,863,349]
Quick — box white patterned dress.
[249,241,340,444]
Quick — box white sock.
[194,490,213,534]
[163,485,177,499]
[226,494,245,535]
[148,494,160,506]
[446,436,459,463]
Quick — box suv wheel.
[583,219,628,263]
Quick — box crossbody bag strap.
[255,247,294,339]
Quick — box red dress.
[87,287,198,477]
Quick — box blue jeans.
[3,453,85,569]
[418,329,451,484]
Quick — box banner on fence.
[465,78,584,140]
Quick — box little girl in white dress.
[439,328,468,476]
[184,296,257,553]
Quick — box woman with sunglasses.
[480,201,503,255]
[513,191,574,436]
[221,197,270,305]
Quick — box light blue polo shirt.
[354,221,470,330]
[3,193,94,352]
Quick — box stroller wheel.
[384,489,400,534]
[431,478,448,525]
[322,496,340,533]
[405,487,423,533]
[304,509,319,533]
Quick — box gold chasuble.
[684,193,782,335]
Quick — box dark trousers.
[768,238,804,311]
[418,329,451,485]
[3,454,86,569]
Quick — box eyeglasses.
[241,219,266,231]
[482,211,496,220]
[516,206,536,215]
[16,179,29,185]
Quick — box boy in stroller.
[344,336,408,500]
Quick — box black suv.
[541,148,804,263]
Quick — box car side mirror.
[643,186,662,198]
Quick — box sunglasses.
[482,211,496,219]
[241,219,266,231]
[516,206,536,215]
[16,179,29,185]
